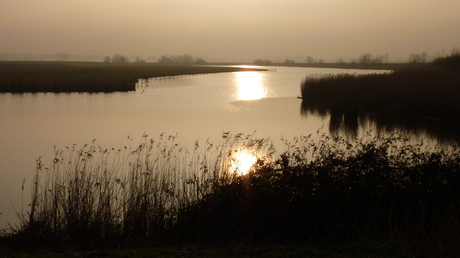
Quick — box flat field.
[0,61,265,93]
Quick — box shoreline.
[0,61,267,93]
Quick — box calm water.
[0,66,400,229]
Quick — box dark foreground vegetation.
[0,61,265,93]
[1,132,460,257]
[301,51,460,140]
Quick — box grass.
[301,52,460,120]
[301,69,460,122]
[300,54,460,141]
[2,132,460,257]
[0,61,266,93]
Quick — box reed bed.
[0,61,265,93]
[301,68,460,123]
[5,132,460,256]
[13,133,273,248]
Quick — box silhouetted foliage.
[158,54,206,64]
[6,132,460,256]
[300,69,460,125]
[111,54,129,64]
[432,48,460,69]
[359,53,383,64]
[103,56,111,63]
[306,56,316,63]
[408,52,430,64]
[133,56,146,64]
[254,59,272,65]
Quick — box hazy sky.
[1,0,459,62]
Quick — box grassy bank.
[2,132,460,256]
[0,62,265,93]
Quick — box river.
[0,65,417,230]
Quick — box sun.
[231,149,258,176]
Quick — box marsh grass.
[301,69,460,123]
[300,53,460,125]
[0,62,266,93]
[5,132,460,255]
[13,133,273,248]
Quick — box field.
[0,61,265,93]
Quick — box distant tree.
[408,52,429,64]
[318,59,324,63]
[358,53,383,64]
[181,54,194,64]
[194,57,207,64]
[158,54,206,64]
[254,59,272,65]
[103,56,111,63]
[133,56,146,63]
[371,55,383,64]
[56,52,70,61]
[158,55,172,64]
[284,59,295,64]
[432,47,460,69]
[306,56,316,63]
[112,54,129,64]
[359,53,372,64]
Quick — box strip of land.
[216,62,407,70]
[0,61,266,93]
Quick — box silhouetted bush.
[432,49,460,69]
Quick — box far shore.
[0,61,267,93]
[212,62,408,70]
[0,60,412,93]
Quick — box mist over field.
[1,0,460,62]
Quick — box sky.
[1,0,459,62]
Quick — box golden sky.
[1,0,459,62]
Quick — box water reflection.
[301,99,460,144]
[231,149,258,176]
[235,72,266,100]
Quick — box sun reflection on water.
[231,149,258,176]
[235,72,266,101]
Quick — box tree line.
[158,54,207,64]
[103,54,207,64]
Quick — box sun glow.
[235,72,266,101]
[231,149,258,176]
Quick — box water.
[0,66,393,230]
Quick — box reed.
[301,68,460,123]
[14,133,273,248]
[5,132,460,255]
